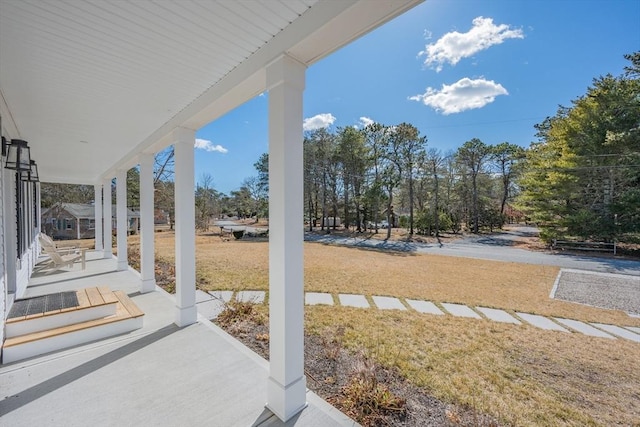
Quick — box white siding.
[0,153,5,344]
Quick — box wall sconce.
[20,160,40,182]
[4,139,32,171]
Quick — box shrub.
[336,353,406,426]
[398,215,409,229]
[539,227,560,245]
[216,299,264,327]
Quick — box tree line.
[299,124,525,239]
[517,52,639,243]
[41,52,639,243]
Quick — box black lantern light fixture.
[20,160,40,182]
[4,138,32,171]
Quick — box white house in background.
[0,0,423,422]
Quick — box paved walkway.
[197,290,640,344]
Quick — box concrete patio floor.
[0,251,357,426]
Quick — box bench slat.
[553,240,616,253]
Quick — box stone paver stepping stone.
[626,326,640,334]
[372,296,406,310]
[208,290,233,302]
[554,318,615,339]
[196,289,214,303]
[591,323,640,343]
[476,307,521,325]
[406,299,444,315]
[516,313,569,332]
[306,292,334,306]
[196,299,226,320]
[236,290,266,304]
[338,294,370,308]
[441,303,481,319]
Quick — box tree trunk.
[332,184,338,231]
[433,163,440,237]
[343,181,350,231]
[308,195,314,232]
[354,181,362,232]
[321,171,328,233]
[500,162,509,216]
[313,193,318,229]
[408,174,414,237]
[386,190,393,240]
[472,172,479,234]
[501,177,508,216]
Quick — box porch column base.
[140,278,156,294]
[103,250,113,260]
[174,305,197,327]
[117,260,128,271]
[266,375,307,422]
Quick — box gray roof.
[42,203,139,219]
[62,203,95,218]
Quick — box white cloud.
[359,116,374,128]
[409,77,508,115]
[303,113,336,131]
[419,17,524,72]
[194,138,228,153]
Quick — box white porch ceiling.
[0,0,422,184]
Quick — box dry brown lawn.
[145,231,638,326]
[77,231,640,425]
[306,307,640,426]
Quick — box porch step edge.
[5,302,117,338]
[2,292,145,364]
[2,316,143,364]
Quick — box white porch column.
[103,178,113,259]
[139,152,156,293]
[94,184,103,251]
[3,169,17,295]
[265,54,307,422]
[173,127,197,327]
[35,182,41,234]
[116,169,128,271]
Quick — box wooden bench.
[219,227,233,241]
[552,239,617,255]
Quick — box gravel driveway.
[552,269,640,315]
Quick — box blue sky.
[195,0,640,195]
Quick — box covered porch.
[0,251,353,426]
[0,0,423,422]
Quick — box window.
[15,174,38,258]
[15,173,23,256]
[66,218,73,230]
[88,219,95,230]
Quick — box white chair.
[38,234,86,270]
